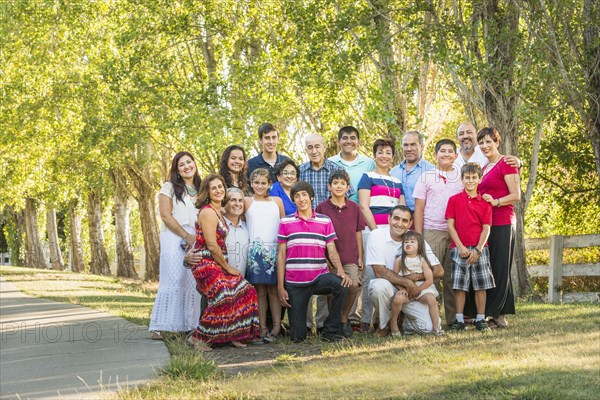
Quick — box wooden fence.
[526,234,600,303]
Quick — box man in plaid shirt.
[299,133,354,333]
[300,134,355,207]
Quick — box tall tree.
[431,0,530,294]
[67,200,85,273]
[126,163,161,281]
[111,169,137,278]
[46,207,65,270]
[527,0,600,187]
[87,190,110,276]
[23,198,46,269]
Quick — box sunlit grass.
[0,265,156,325]
[2,265,599,399]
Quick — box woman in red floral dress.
[187,174,260,350]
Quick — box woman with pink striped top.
[358,138,406,230]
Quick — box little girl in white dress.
[390,230,443,336]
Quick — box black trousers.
[285,273,349,342]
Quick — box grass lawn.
[1,266,599,399]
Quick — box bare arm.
[326,242,352,287]
[358,189,377,231]
[372,264,421,300]
[393,257,401,274]
[447,218,470,258]
[504,155,522,169]
[243,196,253,210]
[466,224,491,265]
[399,194,406,206]
[159,194,194,246]
[277,242,291,307]
[502,173,521,204]
[199,209,239,275]
[413,198,425,234]
[482,173,521,207]
[430,264,444,280]
[272,196,285,218]
[356,231,364,270]
[418,259,434,291]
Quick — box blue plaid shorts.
[450,247,495,291]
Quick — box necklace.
[483,156,503,176]
[376,172,398,205]
[185,183,198,197]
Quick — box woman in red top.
[475,127,521,328]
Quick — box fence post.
[548,235,564,303]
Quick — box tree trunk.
[127,166,160,281]
[583,0,600,187]
[479,0,530,296]
[46,207,65,270]
[371,0,407,137]
[3,205,25,266]
[67,200,86,273]
[112,170,137,278]
[23,198,46,269]
[87,190,111,276]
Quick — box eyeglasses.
[281,171,297,177]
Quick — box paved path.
[0,279,170,399]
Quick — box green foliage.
[1,0,598,270]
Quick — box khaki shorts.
[343,263,362,287]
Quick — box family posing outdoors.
[148,122,522,349]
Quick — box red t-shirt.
[478,158,518,225]
[445,190,492,248]
[316,198,366,265]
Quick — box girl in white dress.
[149,152,202,339]
[390,230,442,336]
[244,168,285,341]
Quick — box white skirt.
[148,225,201,332]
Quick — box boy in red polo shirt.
[445,163,495,332]
[316,169,366,338]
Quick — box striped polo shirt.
[358,171,403,226]
[277,211,337,285]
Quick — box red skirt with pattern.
[190,260,260,344]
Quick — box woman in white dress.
[149,151,203,339]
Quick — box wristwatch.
[496,199,501,207]
[474,248,482,255]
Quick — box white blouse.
[159,182,199,232]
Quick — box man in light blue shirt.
[390,131,435,211]
[329,126,375,203]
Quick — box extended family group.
[148,122,521,350]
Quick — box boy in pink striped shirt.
[277,181,353,343]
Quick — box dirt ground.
[204,339,326,375]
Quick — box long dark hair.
[218,145,249,194]
[400,231,432,275]
[169,151,202,203]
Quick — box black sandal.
[487,318,508,329]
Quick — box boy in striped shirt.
[277,181,353,343]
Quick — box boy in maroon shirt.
[316,169,366,337]
[445,163,495,332]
